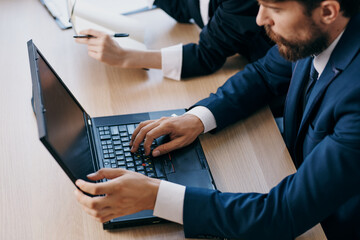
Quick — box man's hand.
[74,29,161,69]
[130,114,204,157]
[74,168,160,223]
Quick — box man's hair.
[262,0,360,17]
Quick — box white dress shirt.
[148,0,210,80]
[152,31,345,225]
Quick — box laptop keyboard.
[97,124,159,178]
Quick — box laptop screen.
[35,47,96,182]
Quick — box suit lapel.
[292,14,360,166]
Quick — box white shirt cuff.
[153,180,185,224]
[185,106,217,133]
[199,0,210,25]
[161,44,183,81]
[147,0,155,8]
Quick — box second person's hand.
[74,29,162,69]
[130,114,205,157]
[74,29,131,67]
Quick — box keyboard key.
[109,153,115,158]
[106,140,112,144]
[110,126,119,135]
[113,140,121,145]
[123,142,130,147]
[110,159,116,164]
[117,160,125,166]
[116,155,125,160]
[127,162,135,168]
[136,165,145,171]
[125,157,133,162]
[115,150,124,155]
[112,136,120,140]
[103,150,109,154]
[120,132,128,137]
[121,137,129,142]
[111,164,117,168]
[124,146,131,152]
[119,125,127,132]
[104,126,109,130]
[108,149,114,153]
[135,160,142,165]
[127,124,135,135]
[104,154,110,159]
[114,145,123,150]
[100,135,111,140]
[127,167,135,172]
[124,152,131,157]
[99,127,104,131]
[99,131,105,135]
[101,141,107,145]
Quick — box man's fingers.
[86,168,127,181]
[79,29,103,37]
[142,125,172,155]
[74,189,107,210]
[75,179,115,195]
[131,120,158,152]
[152,137,185,157]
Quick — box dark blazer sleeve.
[154,0,203,25]
[183,54,360,238]
[192,46,292,131]
[182,0,273,78]
[155,0,273,78]
[183,133,360,239]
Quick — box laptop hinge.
[84,114,100,172]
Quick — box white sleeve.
[199,0,210,25]
[185,106,217,133]
[161,44,183,81]
[147,0,155,8]
[153,180,186,224]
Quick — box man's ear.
[319,0,340,24]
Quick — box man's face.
[257,1,330,61]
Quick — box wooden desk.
[0,1,326,239]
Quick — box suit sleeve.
[154,0,202,24]
[183,105,360,239]
[193,45,292,131]
[181,0,273,78]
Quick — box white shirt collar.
[313,31,344,77]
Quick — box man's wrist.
[146,177,161,210]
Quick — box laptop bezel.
[27,39,98,184]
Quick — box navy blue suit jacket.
[183,14,360,239]
[154,0,273,78]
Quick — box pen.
[73,33,130,38]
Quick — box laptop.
[27,40,216,229]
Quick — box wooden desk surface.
[0,0,326,239]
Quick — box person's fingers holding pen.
[74,29,105,43]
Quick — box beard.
[265,21,330,61]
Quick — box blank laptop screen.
[37,52,95,181]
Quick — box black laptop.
[27,40,216,229]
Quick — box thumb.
[87,168,127,181]
[152,138,185,157]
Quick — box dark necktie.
[302,61,319,111]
